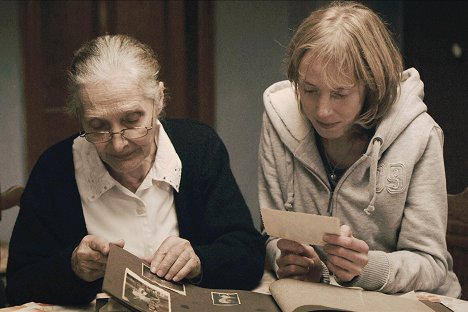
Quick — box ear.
[158,81,165,101]
[154,81,165,117]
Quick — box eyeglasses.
[80,126,153,144]
[80,103,155,144]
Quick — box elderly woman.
[7,34,265,305]
[258,1,461,297]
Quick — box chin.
[315,129,344,141]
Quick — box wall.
[214,1,291,229]
[0,1,26,241]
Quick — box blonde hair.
[66,34,165,121]
[286,1,403,130]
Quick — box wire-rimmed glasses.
[80,103,155,144]
[79,126,153,144]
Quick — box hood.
[262,80,311,154]
[373,68,427,154]
[263,68,427,215]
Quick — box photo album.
[102,245,280,312]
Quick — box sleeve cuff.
[319,261,330,284]
[337,250,389,290]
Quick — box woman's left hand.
[146,236,201,282]
[322,225,369,282]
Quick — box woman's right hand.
[71,235,124,282]
[276,238,322,282]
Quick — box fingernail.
[157,270,163,277]
[151,266,156,273]
[165,274,172,280]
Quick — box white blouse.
[73,121,182,258]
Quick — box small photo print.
[211,292,241,306]
[122,268,171,312]
[142,263,186,296]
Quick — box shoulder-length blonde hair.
[286,1,403,130]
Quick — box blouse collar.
[73,120,182,202]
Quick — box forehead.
[79,79,151,117]
[298,51,355,89]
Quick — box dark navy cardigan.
[7,119,265,305]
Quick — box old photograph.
[122,268,171,312]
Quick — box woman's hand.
[276,238,322,282]
[323,225,369,282]
[71,235,125,282]
[147,236,201,282]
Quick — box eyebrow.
[299,80,317,87]
[83,106,146,120]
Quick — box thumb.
[101,239,125,256]
[111,239,125,248]
[340,225,353,237]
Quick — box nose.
[316,94,333,119]
[109,132,128,152]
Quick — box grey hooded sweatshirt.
[258,68,461,297]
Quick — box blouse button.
[136,206,145,215]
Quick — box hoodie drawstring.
[364,137,382,215]
[284,153,295,211]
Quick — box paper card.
[260,208,341,245]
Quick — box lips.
[111,151,135,160]
[316,120,339,129]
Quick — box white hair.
[66,34,165,120]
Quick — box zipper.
[327,190,334,215]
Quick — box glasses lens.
[123,127,148,139]
[85,132,112,143]
[83,127,149,143]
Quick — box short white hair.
[66,34,165,120]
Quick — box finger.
[173,257,201,282]
[150,238,174,274]
[80,259,107,272]
[277,253,314,278]
[87,236,111,254]
[323,235,369,254]
[277,239,306,254]
[152,237,186,276]
[301,245,320,260]
[326,260,357,282]
[323,224,352,243]
[75,244,107,264]
[72,245,107,282]
[326,253,364,277]
[289,274,307,281]
[277,261,311,279]
[164,249,193,280]
[276,253,310,268]
[277,265,308,279]
[323,244,368,267]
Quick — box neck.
[322,132,368,169]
